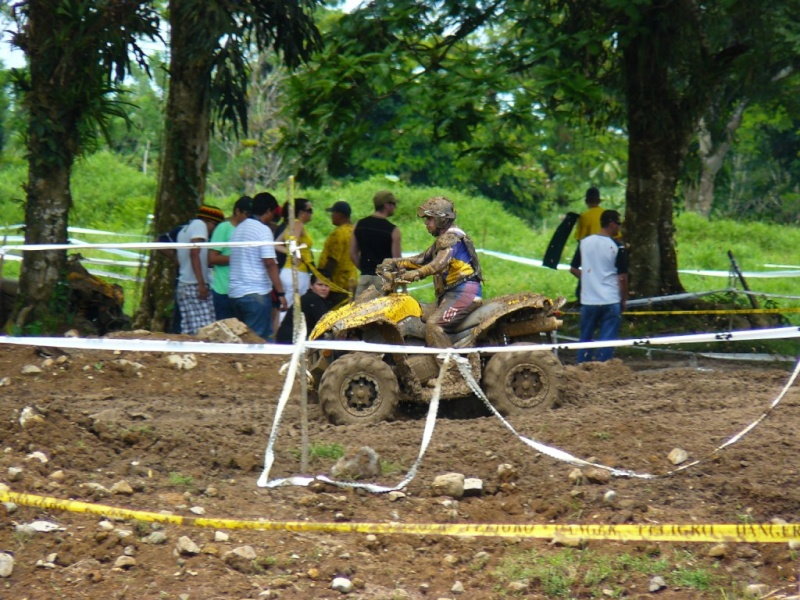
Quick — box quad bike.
[307,263,566,425]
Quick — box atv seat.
[397,301,490,346]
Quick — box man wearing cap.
[350,190,402,297]
[176,204,225,335]
[570,209,628,363]
[318,200,357,307]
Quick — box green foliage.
[10,0,161,167]
[717,95,800,223]
[0,156,26,227]
[279,2,629,216]
[70,150,156,231]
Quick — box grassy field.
[1,167,799,334]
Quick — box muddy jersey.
[400,226,482,297]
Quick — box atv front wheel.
[482,349,563,415]
[319,353,399,425]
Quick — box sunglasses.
[301,207,313,214]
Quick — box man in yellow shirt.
[575,187,604,242]
[319,201,357,307]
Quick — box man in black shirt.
[350,190,402,296]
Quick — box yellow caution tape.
[3,490,800,543]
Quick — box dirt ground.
[0,333,799,600]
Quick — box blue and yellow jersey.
[399,226,482,297]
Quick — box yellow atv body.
[308,285,565,425]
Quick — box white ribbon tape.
[455,354,800,480]
[1,326,798,356]
[258,350,452,492]
[452,355,656,479]
[257,319,306,488]
[0,240,286,253]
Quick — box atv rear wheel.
[482,348,563,415]
[319,353,399,425]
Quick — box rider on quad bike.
[380,196,482,348]
[308,198,565,425]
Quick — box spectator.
[574,187,605,242]
[208,195,252,320]
[569,209,628,363]
[318,200,357,307]
[275,274,331,343]
[228,192,287,341]
[176,205,225,335]
[275,197,315,320]
[382,196,482,348]
[573,187,620,301]
[351,190,402,297]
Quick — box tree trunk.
[16,161,72,330]
[12,0,76,332]
[684,104,746,217]
[623,19,693,299]
[134,0,217,331]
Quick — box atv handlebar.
[376,260,412,294]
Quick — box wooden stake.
[287,177,309,473]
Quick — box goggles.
[417,207,454,218]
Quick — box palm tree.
[134,0,322,332]
[9,0,159,331]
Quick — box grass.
[493,547,730,598]
[290,441,345,462]
[380,458,403,476]
[168,471,194,488]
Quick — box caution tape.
[455,353,800,480]
[2,491,799,543]
[1,325,799,357]
[0,239,285,253]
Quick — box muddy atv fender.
[309,293,422,341]
[481,345,564,415]
[319,352,400,425]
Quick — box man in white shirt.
[176,205,225,335]
[569,209,628,363]
[228,192,287,341]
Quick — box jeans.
[212,290,234,321]
[230,293,274,342]
[578,303,621,363]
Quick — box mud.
[0,336,799,599]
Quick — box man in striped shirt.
[228,192,287,341]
